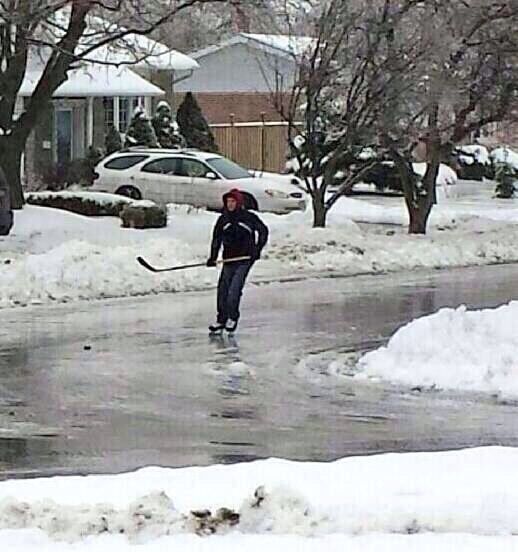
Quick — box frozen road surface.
[1,264,518,477]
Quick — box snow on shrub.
[120,202,168,229]
[490,147,518,199]
[491,146,518,172]
[456,144,490,166]
[454,144,491,181]
[25,191,137,217]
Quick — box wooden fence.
[210,120,292,173]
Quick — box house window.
[104,97,144,134]
[104,97,114,132]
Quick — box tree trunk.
[406,188,434,235]
[392,154,434,235]
[0,136,25,209]
[408,203,429,234]
[312,189,327,228]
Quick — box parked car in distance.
[0,166,13,235]
[91,148,306,214]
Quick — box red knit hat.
[222,188,244,209]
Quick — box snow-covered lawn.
[1,446,518,551]
[0,181,517,308]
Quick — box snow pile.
[355,302,518,397]
[0,238,214,307]
[0,492,186,543]
[1,447,518,550]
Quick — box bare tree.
[378,0,517,233]
[0,0,260,209]
[274,0,430,227]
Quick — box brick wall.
[174,92,285,124]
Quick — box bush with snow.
[454,144,492,180]
[120,203,167,229]
[491,146,518,172]
[152,100,186,149]
[494,161,516,199]
[124,106,159,148]
[25,191,138,216]
[24,191,149,217]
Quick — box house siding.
[175,43,297,94]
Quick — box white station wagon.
[92,148,306,214]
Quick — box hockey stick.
[136,255,251,273]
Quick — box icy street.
[1,263,518,478]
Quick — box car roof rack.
[119,146,200,157]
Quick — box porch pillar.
[86,97,94,147]
[114,96,120,131]
[144,96,152,115]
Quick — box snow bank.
[0,239,216,307]
[354,302,518,397]
[1,447,518,550]
[1,193,518,309]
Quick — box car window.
[205,157,249,179]
[179,159,211,178]
[104,155,149,170]
[141,158,179,175]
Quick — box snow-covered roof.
[83,15,198,71]
[19,65,164,97]
[85,31,198,71]
[189,33,315,61]
[39,10,198,71]
[242,33,316,56]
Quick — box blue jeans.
[217,261,252,323]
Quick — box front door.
[56,109,73,165]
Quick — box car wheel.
[241,192,258,211]
[115,185,142,200]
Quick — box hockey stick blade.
[136,256,161,272]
